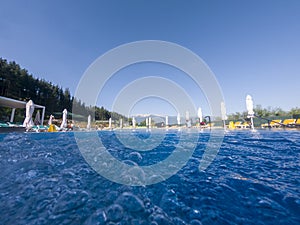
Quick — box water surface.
[0,130,299,224]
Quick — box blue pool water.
[0,130,299,225]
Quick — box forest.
[227,105,300,121]
[0,58,125,122]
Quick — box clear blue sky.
[1,0,299,116]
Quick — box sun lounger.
[227,121,250,129]
[282,119,296,127]
[26,125,50,132]
[261,123,267,128]
[242,122,250,128]
[0,121,25,133]
[228,121,235,129]
[261,119,282,128]
[294,118,300,127]
[270,120,282,128]
[234,121,242,128]
[0,122,9,127]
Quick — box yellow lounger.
[228,121,235,129]
[282,119,296,126]
[234,121,243,128]
[294,118,300,127]
[261,120,282,128]
[233,121,250,129]
[270,120,282,128]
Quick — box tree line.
[0,58,126,122]
[227,104,300,121]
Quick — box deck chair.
[295,118,300,127]
[228,121,235,129]
[282,119,296,127]
[234,121,243,128]
[261,120,282,128]
[242,122,250,128]
[270,120,282,128]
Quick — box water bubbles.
[189,219,202,225]
[150,213,173,225]
[106,204,124,222]
[116,192,145,212]
[173,217,187,225]
[52,190,89,214]
[122,166,146,186]
[147,174,166,185]
[83,209,107,225]
[159,189,179,212]
[128,152,143,164]
[106,191,119,205]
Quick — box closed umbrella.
[120,118,123,128]
[246,95,254,116]
[246,95,255,130]
[221,102,227,130]
[197,107,203,123]
[23,100,34,128]
[148,117,151,128]
[177,113,181,126]
[48,115,54,125]
[185,111,191,128]
[87,115,91,129]
[185,111,190,122]
[60,109,68,129]
[34,110,41,125]
[146,117,148,127]
[109,117,112,129]
[221,102,227,120]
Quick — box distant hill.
[133,114,197,125]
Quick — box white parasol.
[221,102,228,130]
[87,115,91,129]
[197,107,203,123]
[23,100,35,128]
[246,95,254,116]
[60,109,68,129]
[132,117,136,128]
[146,117,148,127]
[246,95,255,130]
[34,110,41,125]
[177,113,181,125]
[148,117,151,128]
[109,117,112,129]
[185,111,190,121]
[120,118,123,128]
[48,115,54,125]
[221,102,228,121]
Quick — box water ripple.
[0,130,299,224]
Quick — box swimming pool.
[0,130,299,224]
